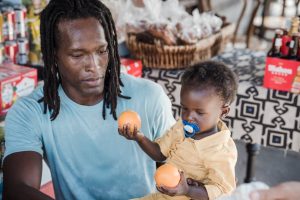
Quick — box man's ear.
[52,52,60,74]
[221,105,230,119]
[54,51,57,61]
[54,51,59,68]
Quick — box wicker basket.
[219,23,236,53]
[126,23,235,69]
[211,23,236,57]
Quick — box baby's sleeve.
[204,139,237,199]
[155,120,184,157]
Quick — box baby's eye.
[196,111,204,115]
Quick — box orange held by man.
[154,163,180,187]
[118,110,141,133]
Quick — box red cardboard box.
[263,57,300,93]
[120,58,142,77]
[0,63,37,115]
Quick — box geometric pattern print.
[143,49,300,152]
[226,82,300,152]
[143,67,184,119]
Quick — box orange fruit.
[154,163,180,187]
[118,110,141,133]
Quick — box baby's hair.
[181,61,238,105]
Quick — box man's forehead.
[57,17,102,30]
[55,17,107,48]
[56,17,104,39]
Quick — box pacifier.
[182,120,200,138]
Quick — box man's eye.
[71,54,83,58]
[98,49,108,55]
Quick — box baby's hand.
[156,171,189,197]
[118,124,144,141]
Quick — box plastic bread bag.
[120,0,163,36]
[216,182,269,200]
[101,0,125,41]
[160,0,189,24]
[191,9,212,38]
[121,0,162,23]
[202,11,223,32]
[126,20,150,34]
[199,20,213,38]
[175,19,202,44]
[143,0,162,22]
[147,23,177,45]
[158,0,204,45]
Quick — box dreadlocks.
[39,0,129,121]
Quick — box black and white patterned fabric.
[142,49,300,152]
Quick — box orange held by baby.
[118,110,142,132]
[155,163,180,187]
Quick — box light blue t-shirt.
[4,73,176,200]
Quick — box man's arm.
[3,151,54,200]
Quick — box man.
[2,0,175,199]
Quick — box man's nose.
[86,53,100,72]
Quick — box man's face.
[56,17,109,105]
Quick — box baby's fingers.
[118,126,126,136]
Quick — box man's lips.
[82,77,103,87]
[82,75,105,82]
[83,77,100,82]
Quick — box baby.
[119,61,238,200]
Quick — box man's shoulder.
[121,73,159,86]
[8,86,44,114]
[18,85,43,103]
[121,73,163,94]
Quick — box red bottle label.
[281,35,292,56]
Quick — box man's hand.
[250,182,300,200]
[156,171,189,196]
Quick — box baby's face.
[180,86,226,134]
